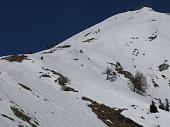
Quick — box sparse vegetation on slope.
[10,106,39,127]
[82,96,143,127]
[114,62,134,81]
[1,114,15,121]
[43,44,71,54]
[1,55,29,62]
[41,67,78,92]
[57,44,71,49]
[104,66,117,81]
[158,62,169,72]
[129,72,148,95]
[18,83,32,91]
[82,38,96,43]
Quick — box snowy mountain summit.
[1,7,170,127]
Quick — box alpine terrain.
[1,7,170,127]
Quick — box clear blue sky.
[0,0,170,56]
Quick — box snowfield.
[0,7,170,127]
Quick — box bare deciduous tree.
[105,67,112,80]
[165,98,170,111]
[129,72,148,95]
[104,66,117,81]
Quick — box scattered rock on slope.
[158,62,169,72]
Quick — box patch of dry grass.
[1,55,29,62]
[82,96,142,127]
[10,106,39,127]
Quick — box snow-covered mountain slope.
[1,7,170,127]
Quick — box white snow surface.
[0,7,170,127]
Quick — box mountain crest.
[139,7,154,12]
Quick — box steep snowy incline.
[1,7,170,127]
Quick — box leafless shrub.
[104,67,117,81]
[129,72,148,95]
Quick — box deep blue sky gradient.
[0,0,170,56]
